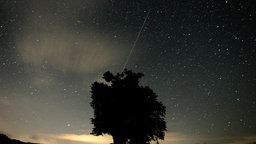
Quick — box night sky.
[1,0,256,144]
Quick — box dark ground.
[0,133,38,144]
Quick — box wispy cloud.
[17,133,112,144]
[11,132,256,144]
[50,133,112,143]
[15,0,126,75]
[0,97,10,105]
[16,29,124,74]
[162,132,256,144]
[230,136,256,144]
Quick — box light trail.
[122,9,151,70]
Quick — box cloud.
[9,132,256,144]
[160,132,256,144]
[14,0,126,74]
[0,97,10,105]
[30,71,56,88]
[17,133,112,144]
[50,133,112,143]
[16,29,124,74]
[231,136,256,144]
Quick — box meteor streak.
[122,9,151,70]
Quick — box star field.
[1,0,256,144]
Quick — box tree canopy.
[90,69,166,144]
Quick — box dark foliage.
[90,69,166,144]
[0,133,38,144]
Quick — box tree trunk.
[112,135,126,144]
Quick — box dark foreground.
[0,134,38,144]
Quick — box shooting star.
[122,9,151,70]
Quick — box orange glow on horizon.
[52,134,113,143]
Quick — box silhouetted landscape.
[90,69,166,144]
[0,134,38,144]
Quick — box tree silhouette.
[90,69,166,144]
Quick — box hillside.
[0,134,38,144]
